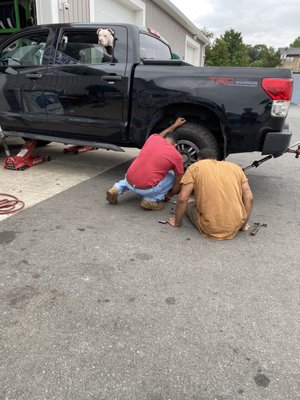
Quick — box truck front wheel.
[175,123,220,168]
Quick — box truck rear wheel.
[175,123,220,168]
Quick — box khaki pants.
[185,201,199,230]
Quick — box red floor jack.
[2,136,50,171]
[63,145,96,155]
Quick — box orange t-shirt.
[181,160,248,240]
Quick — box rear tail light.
[262,78,293,117]
[262,78,293,100]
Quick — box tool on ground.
[158,220,167,224]
[243,140,300,172]
[286,144,300,158]
[3,139,51,170]
[250,222,268,236]
[0,193,25,215]
[63,145,96,154]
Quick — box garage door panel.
[95,0,136,23]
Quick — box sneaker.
[140,199,165,211]
[106,187,118,204]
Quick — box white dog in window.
[97,28,115,57]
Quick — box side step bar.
[2,131,125,152]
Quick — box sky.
[170,0,300,48]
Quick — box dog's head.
[97,28,115,47]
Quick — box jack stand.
[0,126,11,157]
[3,139,51,171]
[63,145,96,155]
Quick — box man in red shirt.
[106,117,186,210]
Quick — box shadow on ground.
[0,153,299,400]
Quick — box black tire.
[175,123,220,168]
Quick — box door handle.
[25,73,42,79]
[102,75,122,82]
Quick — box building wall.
[91,0,145,25]
[144,0,204,65]
[35,0,59,24]
[282,56,300,73]
[58,0,90,23]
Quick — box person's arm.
[165,174,183,201]
[240,182,254,231]
[168,183,194,227]
[159,117,186,138]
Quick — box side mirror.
[171,52,181,60]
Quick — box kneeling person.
[106,117,186,211]
[168,148,254,240]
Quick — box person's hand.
[240,222,251,231]
[173,117,186,129]
[164,193,172,202]
[167,216,181,227]
[164,189,175,202]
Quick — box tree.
[222,29,249,66]
[290,36,300,48]
[205,38,229,66]
[247,44,280,67]
[200,27,214,41]
[205,28,249,67]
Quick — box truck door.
[44,26,128,143]
[0,29,52,132]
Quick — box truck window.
[139,33,171,60]
[0,31,49,66]
[54,27,127,65]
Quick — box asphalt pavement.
[0,105,299,400]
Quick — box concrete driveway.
[0,105,299,400]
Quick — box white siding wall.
[59,0,90,23]
[91,0,145,25]
[35,0,59,24]
[36,0,90,24]
[145,0,204,66]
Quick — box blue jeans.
[114,171,175,202]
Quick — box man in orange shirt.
[168,148,254,240]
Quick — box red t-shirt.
[126,134,184,187]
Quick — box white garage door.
[185,35,200,66]
[93,0,145,25]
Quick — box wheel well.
[149,104,225,156]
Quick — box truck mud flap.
[262,127,292,156]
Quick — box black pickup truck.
[0,23,294,165]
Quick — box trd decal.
[209,77,258,87]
